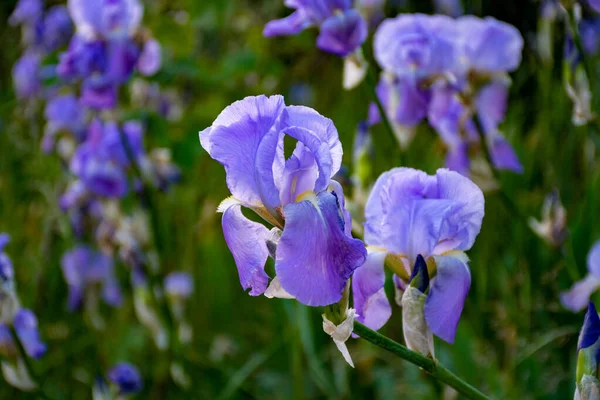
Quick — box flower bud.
[575,303,600,399]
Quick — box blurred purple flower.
[9,0,42,27]
[561,241,600,312]
[200,95,366,306]
[164,272,194,299]
[457,16,523,73]
[354,168,484,342]
[13,309,46,359]
[264,0,367,57]
[137,39,162,76]
[0,234,14,283]
[374,14,460,77]
[107,362,143,394]
[70,119,145,198]
[61,245,122,310]
[43,94,86,152]
[12,52,41,99]
[42,6,74,52]
[68,0,143,40]
[369,76,430,127]
[581,19,600,55]
[590,0,600,14]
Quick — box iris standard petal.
[561,275,600,312]
[352,249,391,331]
[434,169,485,252]
[276,191,366,306]
[424,254,471,343]
[316,10,367,57]
[199,95,286,206]
[221,203,271,296]
[457,16,523,73]
[278,142,319,206]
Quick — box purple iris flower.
[61,245,122,310]
[9,0,42,27]
[70,119,144,198]
[0,234,14,282]
[200,95,367,306]
[561,241,600,312]
[68,0,142,40]
[12,52,41,99]
[107,362,143,394]
[42,6,74,52]
[353,168,484,342]
[264,0,368,57]
[457,16,523,74]
[13,309,47,359]
[164,272,194,299]
[374,14,460,78]
[369,75,431,128]
[43,94,86,152]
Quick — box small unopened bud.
[402,255,434,357]
[575,303,600,399]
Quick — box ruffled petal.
[424,253,471,343]
[561,274,600,312]
[221,203,270,296]
[316,10,367,57]
[352,249,391,331]
[199,95,286,206]
[276,191,366,306]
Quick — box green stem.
[566,6,594,88]
[353,322,490,400]
[364,66,405,166]
[117,130,175,348]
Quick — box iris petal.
[352,249,391,331]
[424,254,471,343]
[276,191,366,306]
[221,203,270,296]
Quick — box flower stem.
[364,66,405,166]
[353,322,490,400]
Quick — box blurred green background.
[1,0,600,398]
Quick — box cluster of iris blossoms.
[8,0,193,392]
[200,94,485,363]
[370,14,524,177]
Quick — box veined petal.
[561,275,600,312]
[424,253,471,343]
[222,204,270,296]
[352,249,391,331]
[276,191,366,306]
[199,95,286,206]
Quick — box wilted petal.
[402,286,435,356]
[424,254,471,343]
[200,95,286,206]
[561,275,600,312]
[221,203,270,296]
[276,191,366,306]
[316,10,367,57]
[352,249,391,331]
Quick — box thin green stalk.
[364,66,405,166]
[353,322,490,400]
[566,6,594,88]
